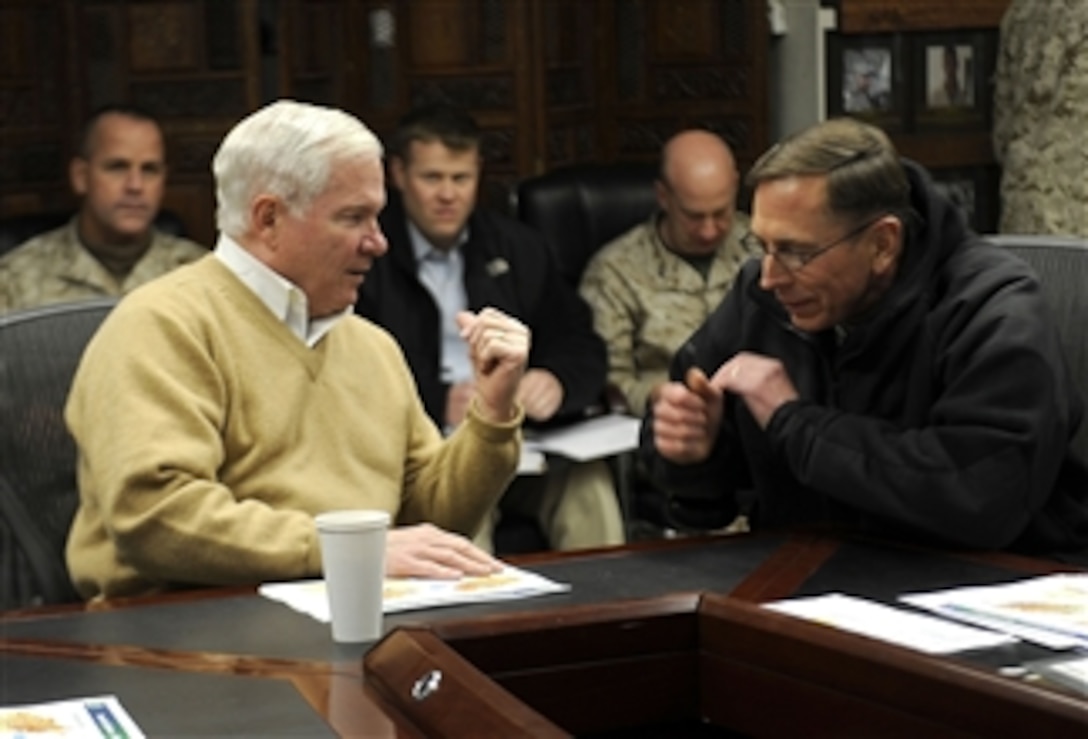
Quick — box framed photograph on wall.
[914,32,992,130]
[930,166,998,233]
[827,34,905,131]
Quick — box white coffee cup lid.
[315,509,391,532]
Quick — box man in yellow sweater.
[65,100,530,601]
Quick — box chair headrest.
[516,162,659,285]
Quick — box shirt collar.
[407,219,469,262]
[213,234,348,347]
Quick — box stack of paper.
[0,695,144,738]
[259,564,569,623]
[525,413,641,462]
[764,593,1016,654]
[901,573,1088,650]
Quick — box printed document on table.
[260,564,570,623]
[764,593,1016,654]
[0,695,145,738]
[901,573,1088,650]
[525,413,641,462]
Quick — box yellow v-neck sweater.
[65,255,520,599]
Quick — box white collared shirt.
[214,234,348,347]
[407,220,472,384]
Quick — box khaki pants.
[474,457,626,553]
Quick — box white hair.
[213,100,383,237]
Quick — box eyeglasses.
[743,215,885,272]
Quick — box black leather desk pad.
[0,654,335,737]
[1,534,784,662]
[792,541,1031,604]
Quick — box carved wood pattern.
[131,80,250,118]
[546,68,588,108]
[653,0,717,58]
[652,67,749,102]
[128,4,200,71]
[0,1,70,214]
[835,0,1012,34]
[83,0,254,245]
[405,0,474,68]
[409,76,516,110]
[1,0,769,233]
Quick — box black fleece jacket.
[643,161,1088,556]
[356,192,607,428]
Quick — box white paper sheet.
[260,564,570,623]
[900,573,1088,650]
[525,413,641,462]
[764,593,1016,654]
[517,445,547,475]
[0,695,145,738]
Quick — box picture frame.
[827,34,905,131]
[913,31,992,130]
[929,165,998,233]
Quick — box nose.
[362,223,388,256]
[124,167,145,191]
[758,252,791,291]
[698,217,723,242]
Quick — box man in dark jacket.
[357,103,625,553]
[644,117,1088,558]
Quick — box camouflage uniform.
[579,212,757,414]
[0,220,207,315]
[994,0,1088,235]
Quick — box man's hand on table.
[386,523,502,579]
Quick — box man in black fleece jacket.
[643,117,1088,559]
[357,103,624,553]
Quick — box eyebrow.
[754,233,815,251]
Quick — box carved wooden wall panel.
[3,0,770,233]
[279,0,356,110]
[0,0,73,215]
[529,0,596,170]
[68,0,261,246]
[0,0,261,247]
[602,0,768,174]
[833,0,1011,33]
[387,0,534,206]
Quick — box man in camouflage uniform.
[579,130,758,416]
[993,0,1088,236]
[0,104,206,314]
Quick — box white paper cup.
[315,509,390,643]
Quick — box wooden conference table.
[1,531,1085,737]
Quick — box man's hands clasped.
[652,351,800,465]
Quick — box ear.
[871,215,904,274]
[654,180,670,212]
[251,195,280,245]
[389,157,407,191]
[70,157,89,196]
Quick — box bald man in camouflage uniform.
[0,104,205,315]
[579,130,758,416]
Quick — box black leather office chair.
[986,234,1088,463]
[514,161,660,288]
[0,298,117,609]
[514,162,668,539]
[0,209,188,257]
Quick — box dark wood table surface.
[1,531,1083,737]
